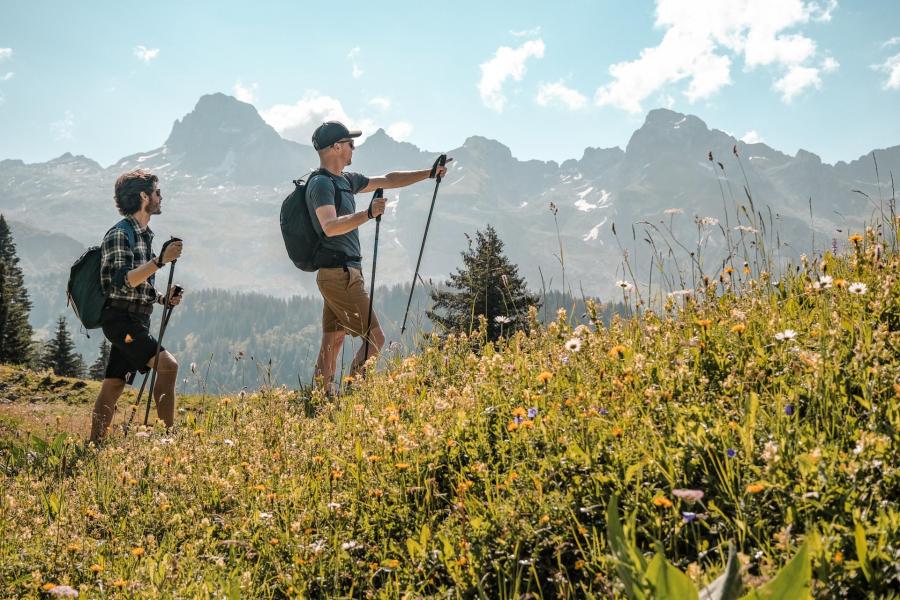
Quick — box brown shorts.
[316,267,380,338]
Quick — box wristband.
[155,256,165,268]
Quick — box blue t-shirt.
[306,170,370,269]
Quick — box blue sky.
[1,0,898,167]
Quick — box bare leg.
[147,351,178,428]
[90,378,126,443]
[351,326,385,377]
[314,331,346,394]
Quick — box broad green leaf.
[742,542,810,600]
[606,494,648,600]
[646,552,699,600]
[700,542,743,600]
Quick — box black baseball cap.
[311,121,362,150]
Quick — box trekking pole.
[143,238,181,426]
[363,189,384,366]
[123,301,174,436]
[400,154,447,335]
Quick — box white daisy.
[848,282,867,295]
[616,280,634,292]
[494,315,512,324]
[774,329,797,341]
[565,337,582,353]
[664,208,684,215]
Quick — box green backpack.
[66,219,137,330]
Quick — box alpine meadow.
[2,1,900,598]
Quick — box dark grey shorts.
[101,308,164,384]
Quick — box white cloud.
[50,110,76,141]
[774,64,821,101]
[348,47,363,79]
[822,56,839,72]
[0,48,12,61]
[386,121,413,141]
[595,0,837,112]
[510,26,542,37]
[883,37,900,48]
[261,93,376,144]
[536,81,588,110]
[233,81,258,104]
[134,46,160,63]
[741,130,763,143]
[478,39,545,112]
[1,72,13,81]
[874,53,900,90]
[368,96,391,110]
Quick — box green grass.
[1,228,899,598]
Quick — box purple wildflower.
[513,416,524,425]
[527,407,538,419]
[785,404,795,416]
[599,408,609,416]
[682,512,697,523]
[727,448,737,458]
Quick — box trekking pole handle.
[429,154,448,183]
[369,188,384,222]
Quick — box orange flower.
[746,482,767,494]
[89,564,104,573]
[848,234,863,244]
[507,421,519,432]
[536,371,553,384]
[833,551,844,565]
[574,560,586,569]
[724,266,734,275]
[112,579,128,588]
[731,323,746,334]
[383,558,400,569]
[131,547,144,557]
[652,496,673,508]
[608,345,627,358]
[512,406,527,418]
[270,538,280,546]
[611,427,624,438]
[42,583,57,591]
[695,318,712,328]
[539,515,550,524]
[394,462,410,471]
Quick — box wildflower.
[47,585,81,598]
[270,538,280,546]
[223,439,234,447]
[536,371,553,384]
[111,579,128,588]
[682,512,698,523]
[724,266,734,275]
[698,216,719,227]
[833,278,848,288]
[512,406,527,419]
[395,463,410,471]
[833,551,844,565]
[341,540,360,551]
[762,441,779,463]
[653,496,673,508]
[784,404,795,416]
[131,547,145,557]
[457,480,474,493]
[89,564,103,573]
[616,280,634,292]
[611,427,624,437]
[527,407,538,419]
[43,583,57,592]
[727,448,737,459]
[383,558,400,569]
[599,407,609,416]
[574,560,586,569]
[326,502,341,510]
[774,329,797,341]
[608,344,627,358]
[507,421,519,432]
[667,289,694,298]
[848,234,863,244]
[539,515,551,524]
[818,275,833,288]
[565,337,582,352]
[672,489,704,503]
[664,208,683,215]
[731,323,746,334]
[848,282,867,295]
[258,511,273,520]
[734,225,759,234]
[746,482,767,494]
[494,315,512,324]
[695,318,712,328]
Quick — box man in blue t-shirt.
[308,121,448,393]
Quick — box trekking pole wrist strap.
[429,154,448,179]
[367,204,374,220]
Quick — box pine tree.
[41,315,85,377]
[0,214,34,364]
[88,339,111,380]
[428,225,540,341]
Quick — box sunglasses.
[152,189,162,198]
[336,139,355,149]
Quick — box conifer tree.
[89,339,110,380]
[428,225,540,341]
[0,215,34,364]
[41,315,85,377]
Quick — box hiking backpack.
[279,170,343,271]
[66,219,137,330]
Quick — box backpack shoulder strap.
[307,169,344,214]
[108,218,137,248]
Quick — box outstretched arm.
[360,160,451,193]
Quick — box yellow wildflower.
[539,515,550,524]
[731,323,746,334]
[848,234,863,244]
[394,463,410,471]
[312,455,324,463]
[270,538,280,546]
[89,564,103,573]
[131,547,144,557]
[611,427,624,437]
[833,551,843,564]
[695,318,712,328]
[536,371,553,384]
[42,583,56,591]
[746,482,767,494]
[112,579,128,588]
[608,345,627,358]
[383,559,400,569]
[653,496,673,508]
[512,406,527,418]
[575,560,585,569]
[507,421,518,432]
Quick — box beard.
[150,199,162,215]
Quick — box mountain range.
[2,92,898,306]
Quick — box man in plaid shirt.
[90,169,184,443]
